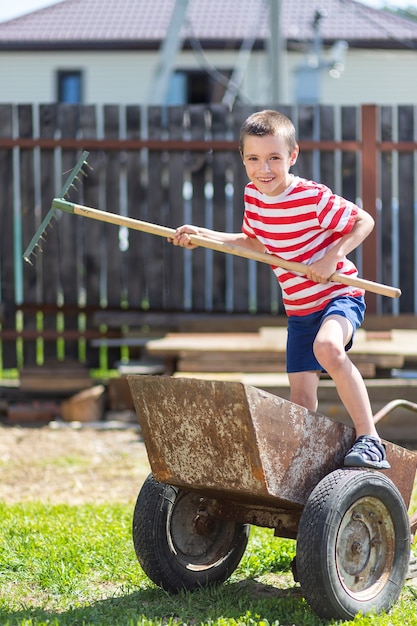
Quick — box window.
[57,70,82,103]
[166,70,232,105]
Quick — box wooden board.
[145,328,412,378]
[20,364,92,393]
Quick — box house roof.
[0,0,416,51]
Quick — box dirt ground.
[0,422,151,504]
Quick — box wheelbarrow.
[127,375,417,621]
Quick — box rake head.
[23,150,92,264]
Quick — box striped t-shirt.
[242,176,365,317]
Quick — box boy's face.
[241,134,298,197]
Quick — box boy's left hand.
[306,257,339,283]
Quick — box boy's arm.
[306,208,374,284]
[170,224,266,254]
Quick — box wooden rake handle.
[52,198,401,299]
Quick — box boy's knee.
[313,338,344,366]
[313,336,344,370]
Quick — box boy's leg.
[288,370,320,413]
[313,314,390,469]
[313,314,377,436]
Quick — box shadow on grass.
[1,579,328,626]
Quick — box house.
[0,0,416,106]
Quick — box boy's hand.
[168,225,200,249]
[306,257,339,284]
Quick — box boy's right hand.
[169,225,200,249]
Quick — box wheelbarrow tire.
[132,474,250,593]
[296,468,410,621]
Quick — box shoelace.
[350,436,384,461]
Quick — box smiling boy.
[172,109,389,470]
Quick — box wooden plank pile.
[146,327,417,379]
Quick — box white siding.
[323,49,417,105]
[0,47,416,106]
[287,49,417,106]
[0,50,157,105]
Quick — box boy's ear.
[290,144,299,166]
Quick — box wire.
[182,0,270,105]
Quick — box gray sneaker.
[344,435,391,469]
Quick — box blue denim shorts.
[286,295,366,373]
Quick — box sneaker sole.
[344,455,391,470]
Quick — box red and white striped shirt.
[242,177,365,316]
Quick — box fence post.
[361,104,378,314]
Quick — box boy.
[171,109,389,469]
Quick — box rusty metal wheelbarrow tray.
[128,376,417,518]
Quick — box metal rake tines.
[23,207,58,264]
[23,151,91,264]
[61,153,93,199]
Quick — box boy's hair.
[239,109,297,155]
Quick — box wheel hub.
[193,509,216,535]
[336,496,395,597]
[168,492,242,568]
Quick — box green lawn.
[0,501,416,626]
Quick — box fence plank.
[211,104,232,312]
[165,106,187,310]
[380,105,396,316]
[125,104,145,311]
[143,106,168,310]
[397,105,415,313]
[341,106,358,201]
[361,105,378,313]
[296,105,315,181]
[0,105,16,368]
[319,105,335,190]
[60,105,85,362]
[230,105,256,313]
[79,105,101,309]
[37,104,61,364]
[103,105,123,309]
[18,105,37,367]
[77,105,102,367]
[340,106,360,274]
[188,105,209,311]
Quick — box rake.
[23,150,92,263]
[23,151,401,299]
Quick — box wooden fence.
[0,103,416,371]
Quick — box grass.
[0,501,416,626]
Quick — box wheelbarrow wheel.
[132,474,250,593]
[295,468,410,620]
